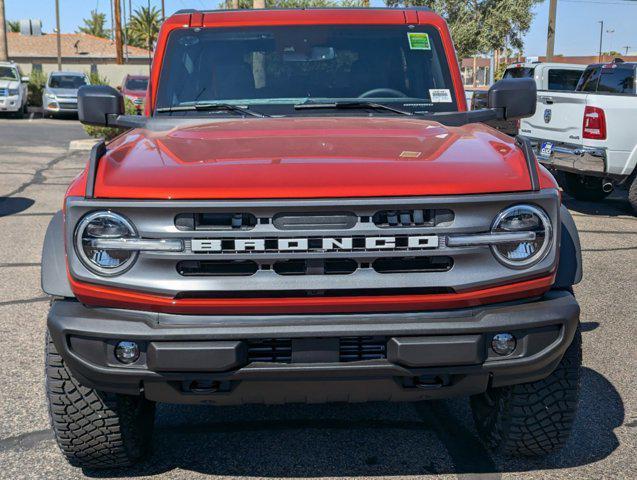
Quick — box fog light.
[491,333,516,356]
[115,341,140,364]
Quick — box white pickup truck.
[519,60,637,212]
[472,62,586,135]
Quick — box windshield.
[49,75,87,89]
[125,77,148,91]
[0,66,19,81]
[504,67,534,79]
[155,25,457,116]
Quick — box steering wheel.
[358,88,408,99]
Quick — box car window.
[49,75,87,89]
[0,66,19,81]
[547,69,583,91]
[576,66,601,92]
[503,67,534,79]
[156,25,458,115]
[597,65,635,94]
[125,78,149,91]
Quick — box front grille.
[247,339,292,363]
[175,212,257,231]
[339,336,387,362]
[0,89,8,97]
[372,209,453,227]
[58,102,77,109]
[246,337,387,364]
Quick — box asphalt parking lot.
[0,116,635,480]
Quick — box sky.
[4,0,637,57]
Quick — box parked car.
[120,74,149,113]
[519,59,637,212]
[473,62,587,135]
[43,7,583,468]
[0,61,29,117]
[42,71,89,117]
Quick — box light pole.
[55,0,62,71]
[0,0,8,62]
[597,20,603,62]
[546,0,557,61]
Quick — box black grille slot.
[273,259,357,275]
[372,256,453,274]
[273,212,357,230]
[247,339,292,363]
[175,212,256,231]
[177,260,258,276]
[372,209,453,227]
[339,337,387,362]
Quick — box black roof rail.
[174,9,197,14]
[169,6,432,16]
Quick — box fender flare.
[41,211,74,298]
[555,205,583,288]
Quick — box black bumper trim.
[47,290,579,404]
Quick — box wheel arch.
[555,204,583,288]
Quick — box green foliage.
[127,6,162,50]
[7,20,20,33]
[384,0,539,58]
[27,70,47,107]
[83,98,140,141]
[88,71,109,86]
[494,60,508,81]
[77,10,111,39]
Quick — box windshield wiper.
[294,101,413,116]
[156,102,267,117]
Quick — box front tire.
[627,174,637,214]
[470,325,581,456]
[45,331,155,468]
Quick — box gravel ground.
[0,117,635,480]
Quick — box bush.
[28,70,47,107]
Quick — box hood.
[47,88,79,97]
[0,79,19,90]
[94,117,533,199]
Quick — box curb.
[68,139,100,152]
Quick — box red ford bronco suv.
[42,8,583,468]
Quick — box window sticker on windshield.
[407,32,431,50]
[429,89,452,103]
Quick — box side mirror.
[21,76,30,83]
[78,85,124,127]
[487,78,536,120]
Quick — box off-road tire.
[628,174,637,214]
[470,325,581,457]
[45,331,155,468]
[561,172,610,201]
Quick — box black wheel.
[45,331,155,468]
[628,174,637,215]
[470,325,581,457]
[560,172,610,201]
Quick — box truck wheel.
[628,175,637,214]
[470,325,581,456]
[45,331,155,468]
[561,172,610,201]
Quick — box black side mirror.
[488,78,536,120]
[78,85,124,127]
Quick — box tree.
[127,5,161,50]
[384,0,539,59]
[77,10,110,38]
[7,20,19,32]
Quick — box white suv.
[0,62,29,117]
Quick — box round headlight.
[491,205,552,268]
[75,211,138,276]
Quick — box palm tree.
[128,6,161,51]
[77,10,110,39]
[7,20,20,33]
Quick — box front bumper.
[529,138,607,177]
[0,96,22,112]
[48,290,579,405]
[44,100,78,113]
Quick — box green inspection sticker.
[407,32,431,50]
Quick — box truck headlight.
[75,211,138,276]
[491,205,552,268]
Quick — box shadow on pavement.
[563,190,634,217]
[0,197,35,217]
[84,367,622,478]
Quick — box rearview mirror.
[78,85,124,127]
[21,76,30,83]
[487,78,536,120]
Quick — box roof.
[173,7,432,15]
[7,32,150,60]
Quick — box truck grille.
[246,337,387,363]
[0,89,8,97]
